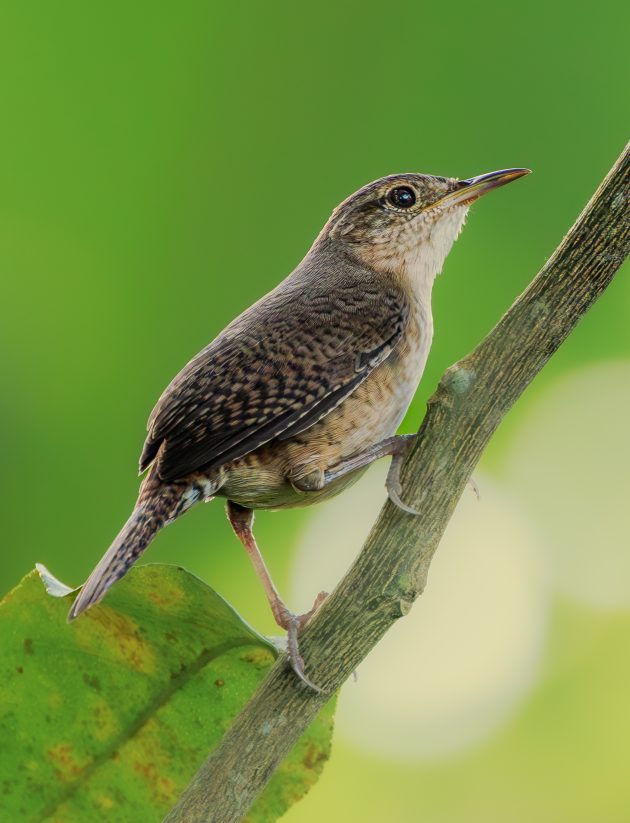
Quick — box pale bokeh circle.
[290,466,549,760]
[503,360,630,610]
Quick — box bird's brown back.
[140,241,411,485]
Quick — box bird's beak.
[433,168,531,209]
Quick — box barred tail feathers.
[67,477,206,621]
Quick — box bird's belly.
[312,316,430,455]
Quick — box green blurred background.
[1,1,628,821]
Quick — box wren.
[68,167,529,690]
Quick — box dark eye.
[387,186,416,209]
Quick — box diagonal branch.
[164,142,630,823]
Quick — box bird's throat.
[406,206,469,292]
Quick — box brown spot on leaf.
[215,679,225,687]
[240,648,274,668]
[90,703,119,741]
[132,760,177,805]
[83,673,102,692]
[148,592,170,606]
[83,608,155,673]
[146,581,184,609]
[23,638,34,655]
[47,743,88,782]
[302,742,326,771]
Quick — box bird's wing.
[140,281,408,483]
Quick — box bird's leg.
[225,500,327,692]
[319,434,421,515]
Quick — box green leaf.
[0,565,335,822]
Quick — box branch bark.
[164,143,630,823]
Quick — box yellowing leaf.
[0,565,335,822]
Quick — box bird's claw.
[281,591,328,693]
[387,479,421,515]
[468,475,481,500]
[386,437,421,515]
[286,616,324,693]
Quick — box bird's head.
[323,168,530,285]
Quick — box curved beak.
[434,167,531,209]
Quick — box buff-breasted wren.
[68,167,529,689]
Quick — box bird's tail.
[68,470,206,621]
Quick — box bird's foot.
[386,435,421,515]
[277,591,328,693]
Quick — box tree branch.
[164,143,630,823]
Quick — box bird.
[68,166,529,689]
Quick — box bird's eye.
[387,186,416,209]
